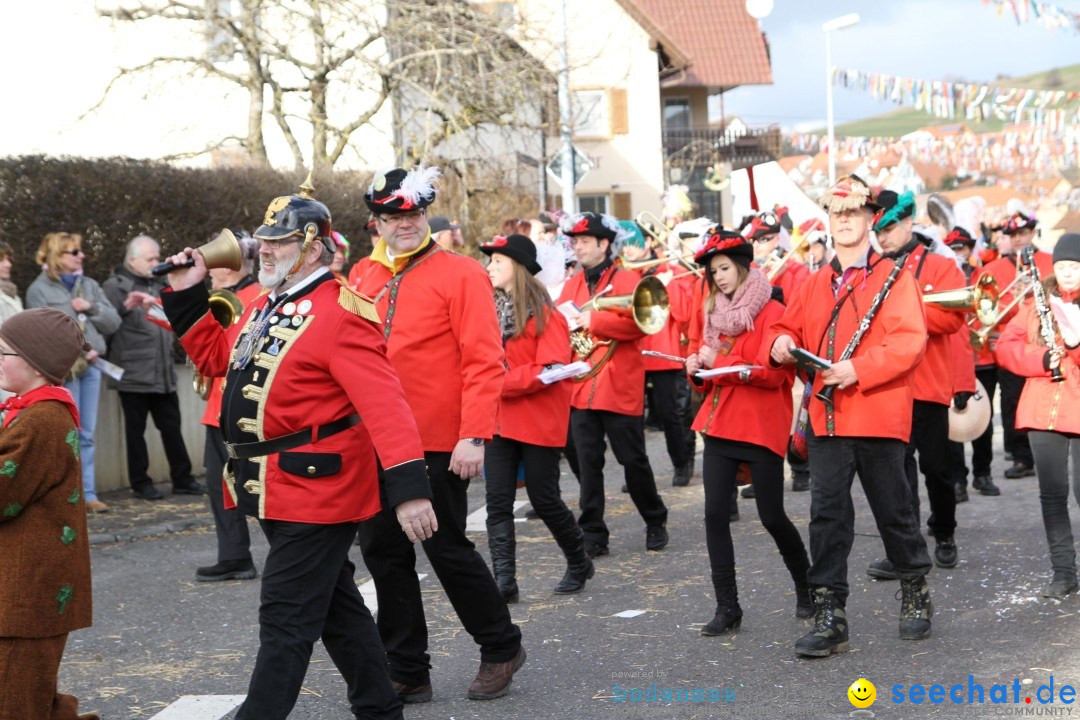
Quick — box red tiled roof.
[618,0,772,89]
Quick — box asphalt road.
[63,423,1080,720]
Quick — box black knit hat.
[695,226,754,269]
[364,166,440,215]
[1053,233,1080,264]
[0,308,89,385]
[479,234,543,275]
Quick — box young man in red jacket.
[746,208,809,306]
[865,191,966,577]
[765,176,933,657]
[557,212,669,557]
[348,167,524,704]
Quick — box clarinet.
[1024,246,1066,383]
[816,253,910,405]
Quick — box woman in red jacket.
[685,227,811,635]
[995,233,1080,598]
[480,234,593,602]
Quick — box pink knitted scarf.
[703,268,772,348]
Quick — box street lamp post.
[822,13,859,185]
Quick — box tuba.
[191,289,244,399]
[571,276,670,381]
[923,274,999,327]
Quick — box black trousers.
[645,370,695,469]
[118,391,194,490]
[998,366,1034,467]
[355,452,521,686]
[485,436,577,543]
[971,366,998,476]
[203,426,252,563]
[806,429,932,605]
[571,408,668,547]
[236,520,401,720]
[702,437,807,580]
[905,401,956,536]
[563,422,582,482]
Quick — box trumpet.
[969,282,1034,350]
[923,274,999,327]
[570,276,670,381]
[191,289,244,399]
[635,211,705,277]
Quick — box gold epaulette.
[338,283,382,323]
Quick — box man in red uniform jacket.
[557,212,669,558]
[765,175,933,657]
[160,180,436,720]
[746,208,810,305]
[865,190,966,579]
[348,167,524,704]
[972,211,1052,480]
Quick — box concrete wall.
[93,364,207,493]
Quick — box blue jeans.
[806,429,932,604]
[64,366,101,502]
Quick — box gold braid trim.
[338,284,382,323]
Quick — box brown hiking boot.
[391,680,433,704]
[467,646,526,700]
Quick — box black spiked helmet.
[253,174,333,252]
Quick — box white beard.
[258,245,302,288]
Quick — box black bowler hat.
[560,211,620,243]
[479,234,543,275]
[695,226,754,269]
[365,166,440,215]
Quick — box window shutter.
[608,89,629,135]
[613,192,632,220]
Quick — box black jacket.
[102,266,177,393]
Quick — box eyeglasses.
[378,211,426,226]
[62,249,85,256]
[751,237,776,245]
[257,237,302,250]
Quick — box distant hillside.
[820,64,1080,138]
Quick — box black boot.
[782,553,814,619]
[972,474,1001,496]
[898,576,933,640]
[867,558,898,580]
[701,580,742,636]
[934,535,958,569]
[791,474,809,492]
[794,587,848,657]
[548,514,595,595]
[487,520,519,603]
[672,462,691,487]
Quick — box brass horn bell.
[593,275,671,335]
[151,228,245,277]
[923,274,999,327]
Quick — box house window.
[574,90,608,137]
[578,194,609,215]
[663,98,691,130]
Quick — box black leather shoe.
[645,525,668,551]
[196,560,257,582]
[934,536,958,569]
[867,558,898,580]
[973,474,1001,496]
[1004,463,1035,479]
[392,680,433,704]
[134,484,164,501]
[1043,574,1079,599]
[173,481,207,496]
[954,483,969,503]
[584,540,609,558]
[791,475,809,492]
[740,484,756,499]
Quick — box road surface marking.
[357,572,428,614]
[148,695,246,719]
[465,500,529,532]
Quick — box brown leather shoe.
[467,646,526,700]
[85,500,109,514]
[391,680,432,704]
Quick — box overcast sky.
[719,0,1080,131]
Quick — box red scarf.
[1062,288,1079,304]
[1,385,80,429]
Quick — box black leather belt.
[225,413,361,460]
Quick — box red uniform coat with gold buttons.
[162,273,429,523]
[201,280,265,428]
[557,263,647,415]
[498,308,573,447]
[995,299,1080,435]
[349,245,504,451]
[971,251,1054,367]
[687,298,795,457]
[901,245,966,406]
[762,251,927,442]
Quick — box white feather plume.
[395,165,441,205]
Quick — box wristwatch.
[466,437,485,447]
[738,368,752,383]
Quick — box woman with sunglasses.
[685,227,810,636]
[26,233,120,513]
[479,234,593,600]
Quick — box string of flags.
[831,66,1080,128]
[982,0,1080,34]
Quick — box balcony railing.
[663,126,782,170]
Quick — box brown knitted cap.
[0,308,89,384]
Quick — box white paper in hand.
[696,364,762,379]
[1051,296,1080,347]
[538,361,592,384]
[557,301,583,331]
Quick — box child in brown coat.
[0,308,100,720]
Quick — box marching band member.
[867,191,966,577]
[765,175,932,657]
[348,167,525,703]
[995,233,1080,598]
[479,234,593,599]
[973,212,1053,480]
[557,212,669,558]
[160,179,437,720]
[945,226,978,281]
[684,228,811,635]
[746,207,809,305]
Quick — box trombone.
[620,253,697,272]
[570,276,670,381]
[923,274,999,327]
[635,211,705,277]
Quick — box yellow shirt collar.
[370,231,432,275]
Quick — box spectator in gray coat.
[103,235,205,501]
[26,232,121,513]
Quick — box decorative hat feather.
[819,175,880,214]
